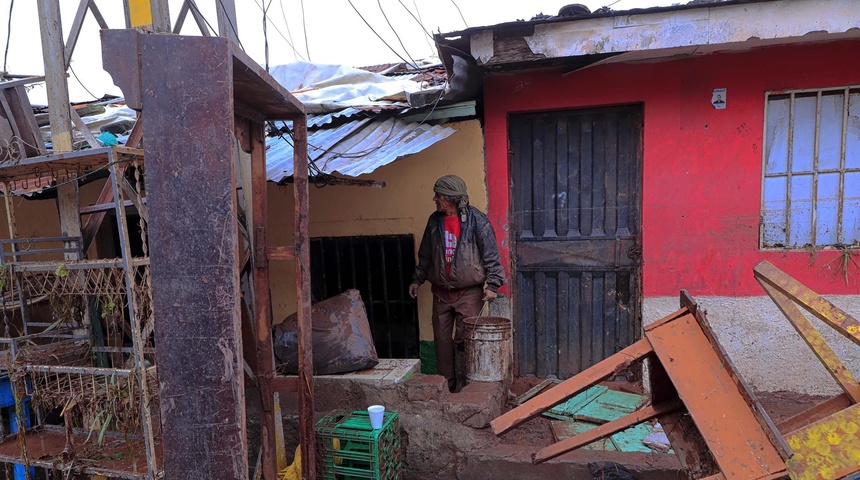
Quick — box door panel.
[510,106,643,378]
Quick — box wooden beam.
[280,177,387,188]
[754,261,860,346]
[491,338,653,435]
[37,0,73,152]
[758,279,860,402]
[534,400,682,463]
[63,0,91,68]
[215,0,239,45]
[777,393,852,434]
[293,114,316,480]
[267,246,295,261]
[70,106,102,149]
[251,121,278,480]
[80,199,135,215]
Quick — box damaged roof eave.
[454,0,860,68]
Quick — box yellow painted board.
[786,403,860,480]
[128,0,153,27]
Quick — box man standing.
[409,175,505,393]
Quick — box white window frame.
[760,85,860,249]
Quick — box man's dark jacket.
[412,206,505,292]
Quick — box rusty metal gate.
[509,105,643,378]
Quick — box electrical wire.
[263,0,273,71]
[3,0,13,74]
[348,0,414,67]
[186,1,220,39]
[450,0,468,28]
[278,0,300,62]
[299,0,311,61]
[377,0,418,68]
[252,0,306,61]
[216,0,245,50]
[408,0,436,53]
[69,64,99,101]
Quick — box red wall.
[484,39,860,297]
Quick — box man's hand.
[482,289,498,302]
[408,283,420,299]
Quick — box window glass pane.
[844,172,860,245]
[791,95,816,173]
[816,173,840,245]
[819,92,844,171]
[847,92,860,170]
[789,174,813,246]
[762,176,787,247]
[765,97,789,174]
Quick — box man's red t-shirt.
[443,215,460,279]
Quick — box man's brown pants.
[432,286,484,382]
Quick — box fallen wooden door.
[509,106,643,378]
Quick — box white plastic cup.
[367,405,385,429]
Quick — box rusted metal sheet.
[679,290,791,460]
[645,314,787,479]
[509,106,642,378]
[137,34,248,479]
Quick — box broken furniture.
[755,260,860,480]
[0,143,159,479]
[491,290,790,479]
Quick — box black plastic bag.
[273,289,379,375]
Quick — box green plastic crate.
[315,410,402,480]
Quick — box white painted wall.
[644,295,860,396]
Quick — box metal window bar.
[310,236,419,358]
[762,86,860,248]
[0,237,83,266]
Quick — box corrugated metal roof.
[305,107,365,128]
[266,117,456,181]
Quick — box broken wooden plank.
[754,261,860,346]
[534,400,682,463]
[758,279,860,403]
[681,290,792,460]
[777,393,852,435]
[645,314,787,479]
[491,338,653,435]
[785,402,860,480]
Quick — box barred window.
[761,87,860,248]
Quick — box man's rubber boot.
[453,348,468,393]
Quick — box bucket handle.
[466,302,490,343]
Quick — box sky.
[1,0,679,104]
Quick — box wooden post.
[293,115,316,479]
[250,121,278,480]
[215,0,240,45]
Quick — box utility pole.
[126,0,171,32]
